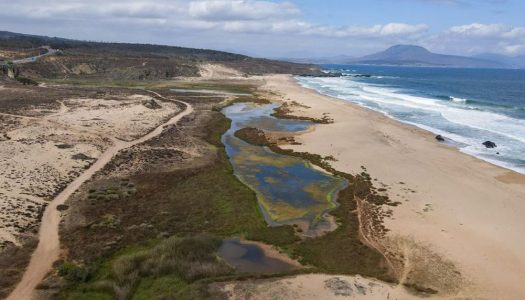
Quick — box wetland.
[222,103,347,231]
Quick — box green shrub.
[108,235,231,300]
[15,76,38,85]
[57,261,91,283]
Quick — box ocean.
[297,65,525,174]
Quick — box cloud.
[188,0,300,21]
[408,0,508,4]
[436,23,525,54]
[0,0,426,38]
[0,1,523,56]
[449,23,525,39]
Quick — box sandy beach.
[262,74,525,299]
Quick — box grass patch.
[15,76,38,85]
[271,102,333,124]
[71,153,93,161]
[59,235,231,300]
[169,81,255,95]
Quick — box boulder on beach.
[482,141,497,148]
[435,135,445,142]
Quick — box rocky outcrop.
[482,141,497,148]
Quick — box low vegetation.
[14,76,38,85]
[0,31,321,81]
[272,102,333,124]
[53,84,394,299]
[234,127,397,278]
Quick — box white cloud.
[504,44,525,54]
[0,1,523,56]
[449,23,521,38]
[435,23,525,55]
[301,23,428,38]
[188,0,300,21]
[1,0,426,39]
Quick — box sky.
[0,0,524,58]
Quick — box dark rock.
[300,72,343,78]
[142,99,162,109]
[325,278,353,296]
[435,135,445,142]
[350,74,372,78]
[482,141,497,148]
[56,204,69,211]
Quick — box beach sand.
[261,74,525,299]
[219,274,418,300]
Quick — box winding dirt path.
[355,198,398,279]
[6,92,193,300]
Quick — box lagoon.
[222,102,347,229]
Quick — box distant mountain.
[347,45,508,69]
[472,53,525,69]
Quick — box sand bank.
[219,274,418,300]
[262,74,525,299]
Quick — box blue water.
[221,102,347,227]
[297,65,525,174]
[217,239,296,273]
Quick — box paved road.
[1,46,58,65]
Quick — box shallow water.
[222,103,347,227]
[217,239,295,273]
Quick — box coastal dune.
[263,74,525,299]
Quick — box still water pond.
[222,103,347,228]
[217,239,296,273]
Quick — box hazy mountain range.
[285,45,525,69]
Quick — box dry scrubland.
[0,82,185,297]
[0,84,180,247]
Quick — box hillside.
[473,53,525,69]
[0,31,320,80]
[348,45,506,68]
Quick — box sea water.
[298,65,525,174]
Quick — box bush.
[15,76,38,85]
[109,235,231,300]
[57,261,91,283]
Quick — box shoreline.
[295,75,525,182]
[262,74,525,299]
[296,77,525,176]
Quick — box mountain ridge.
[0,30,321,79]
[347,45,508,68]
[281,45,524,69]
